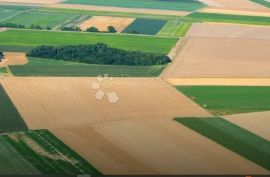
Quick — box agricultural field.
[0,86,27,133]
[157,21,192,37]
[251,0,270,8]
[62,0,206,12]
[0,0,63,4]
[0,129,101,175]
[176,86,270,115]
[2,11,79,29]
[0,29,177,54]
[61,14,90,28]
[175,117,270,171]
[0,52,28,67]
[0,5,34,22]
[10,58,166,77]
[123,19,167,35]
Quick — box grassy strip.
[183,12,270,26]
[0,86,28,133]
[158,21,193,37]
[175,117,270,170]
[0,67,8,75]
[250,0,270,8]
[0,29,177,54]
[10,58,166,77]
[176,86,270,115]
[1,130,101,175]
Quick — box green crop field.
[250,0,270,8]
[10,58,166,77]
[63,0,206,12]
[0,130,101,175]
[183,12,270,26]
[0,67,8,75]
[157,21,192,37]
[0,29,177,54]
[62,14,90,28]
[0,5,34,22]
[176,86,270,115]
[175,117,270,171]
[2,11,79,29]
[123,19,167,35]
[0,86,28,133]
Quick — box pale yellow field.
[0,0,63,4]
[187,23,270,40]
[0,52,28,67]
[1,77,210,129]
[51,118,269,174]
[162,37,270,78]
[224,111,270,141]
[80,16,135,32]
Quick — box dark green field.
[123,19,167,35]
[10,58,166,77]
[176,86,270,115]
[0,29,177,54]
[175,117,270,171]
[0,129,101,175]
[184,12,270,26]
[250,0,270,8]
[0,86,27,133]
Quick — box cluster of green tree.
[61,26,81,31]
[27,44,171,66]
[86,26,117,33]
[0,23,51,30]
[0,51,4,61]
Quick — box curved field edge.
[174,117,270,171]
[0,129,101,175]
[250,0,270,8]
[0,29,178,54]
[9,58,166,77]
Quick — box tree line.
[0,23,51,30]
[0,51,4,61]
[27,44,171,66]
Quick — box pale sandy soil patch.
[165,78,270,86]
[80,16,135,32]
[198,0,224,7]
[187,23,270,40]
[51,118,269,174]
[46,4,189,16]
[0,52,28,67]
[0,0,63,5]
[0,27,7,32]
[162,37,270,78]
[1,77,210,129]
[224,111,270,141]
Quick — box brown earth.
[161,37,270,78]
[0,52,28,67]
[224,111,270,141]
[45,4,190,16]
[51,118,269,174]
[79,16,135,32]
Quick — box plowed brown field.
[0,52,28,67]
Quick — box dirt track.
[224,111,270,141]
[0,52,28,67]
[51,118,269,174]
[45,4,189,16]
[162,37,270,78]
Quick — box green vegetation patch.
[157,21,192,37]
[176,86,270,115]
[10,58,166,77]
[0,130,101,175]
[63,0,206,12]
[184,12,270,26]
[123,19,167,35]
[250,0,270,8]
[0,67,8,75]
[0,86,28,133]
[175,117,270,170]
[0,29,177,54]
[0,5,34,22]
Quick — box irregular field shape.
[163,37,270,78]
[79,16,135,32]
[1,77,210,129]
[224,111,270,141]
[51,119,269,174]
[187,22,270,40]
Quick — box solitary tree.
[86,26,99,32]
[108,26,117,33]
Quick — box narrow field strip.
[157,21,192,37]
[175,117,270,171]
[250,0,270,8]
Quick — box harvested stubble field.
[79,16,135,32]
[51,118,269,174]
[1,77,210,129]
[187,22,270,40]
[0,129,101,175]
[0,52,28,67]
[162,37,270,78]
[224,111,270,141]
